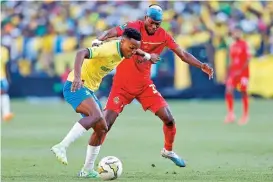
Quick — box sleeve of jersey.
[165,33,179,51]
[116,21,141,36]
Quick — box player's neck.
[118,41,124,58]
[235,37,242,42]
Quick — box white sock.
[59,122,87,148]
[83,145,101,171]
[1,94,11,116]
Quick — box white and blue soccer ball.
[98,156,123,180]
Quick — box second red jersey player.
[225,26,250,125]
[88,4,213,168]
[108,19,179,114]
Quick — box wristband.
[144,53,151,60]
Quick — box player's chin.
[148,29,156,35]
[148,31,155,35]
[124,54,132,59]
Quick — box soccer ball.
[97,156,123,180]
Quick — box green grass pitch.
[2,99,273,182]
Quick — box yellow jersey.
[1,46,9,79]
[67,40,123,91]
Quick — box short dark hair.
[122,28,141,41]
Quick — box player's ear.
[144,16,148,21]
[120,37,124,44]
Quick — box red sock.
[163,124,176,151]
[242,94,249,116]
[225,93,234,113]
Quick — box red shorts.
[105,83,168,114]
[226,76,249,92]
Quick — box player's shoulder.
[91,39,119,52]
[131,20,143,26]
[104,39,120,53]
[123,20,143,29]
[106,39,119,44]
[156,28,173,39]
[100,39,119,47]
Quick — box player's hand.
[71,77,83,92]
[92,39,103,47]
[150,53,161,64]
[201,63,214,80]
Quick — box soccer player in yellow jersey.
[1,46,14,121]
[51,28,145,178]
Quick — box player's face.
[121,38,141,58]
[144,16,161,35]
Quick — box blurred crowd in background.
[1,1,273,86]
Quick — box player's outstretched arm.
[90,28,118,47]
[98,28,118,41]
[173,47,214,79]
[71,49,90,92]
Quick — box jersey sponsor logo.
[101,66,113,72]
[113,96,120,104]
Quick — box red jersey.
[114,20,179,93]
[229,39,250,77]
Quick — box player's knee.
[96,127,108,136]
[92,111,104,123]
[93,120,108,133]
[225,87,233,94]
[165,119,175,126]
[84,112,104,130]
[162,115,175,126]
[101,122,108,133]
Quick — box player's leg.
[79,109,119,177]
[51,81,107,168]
[238,77,249,125]
[76,98,107,178]
[137,84,186,167]
[81,86,131,177]
[89,109,119,146]
[52,96,107,166]
[88,86,132,145]
[155,107,186,167]
[225,77,236,123]
[1,79,14,122]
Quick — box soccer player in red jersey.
[83,4,213,171]
[225,26,250,125]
